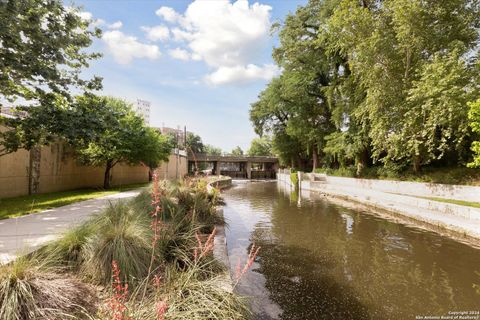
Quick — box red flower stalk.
[155,300,168,320]
[107,260,130,320]
[193,227,217,263]
[234,244,260,283]
[153,274,162,288]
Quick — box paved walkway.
[0,190,141,264]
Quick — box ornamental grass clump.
[0,254,97,320]
[82,201,152,285]
[43,221,97,268]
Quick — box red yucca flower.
[155,300,169,320]
[193,227,217,263]
[153,274,162,288]
[234,243,261,283]
[107,260,130,320]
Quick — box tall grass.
[81,201,152,285]
[0,254,97,319]
[6,177,248,319]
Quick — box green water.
[223,181,480,320]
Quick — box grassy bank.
[0,183,148,220]
[314,167,480,186]
[0,177,254,319]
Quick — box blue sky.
[73,0,306,151]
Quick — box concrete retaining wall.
[320,175,479,202]
[284,172,480,240]
[0,144,188,199]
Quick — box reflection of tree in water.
[226,182,480,319]
[251,233,372,320]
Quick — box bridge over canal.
[188,154,279,179]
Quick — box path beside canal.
[0,190,141,264]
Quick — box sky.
[71,0,306,152]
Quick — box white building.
[133,99,151,125]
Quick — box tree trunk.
[312,145,319,172]
[28,146,41,195]
[412,155,421,174]
[355,149,368,176]
[104,160,113,189]
[148,167,153,182]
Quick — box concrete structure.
[0,142,188,199]
[155,126,189,149]
[277,170,480,240]
[189,154,278,179]
[156,149,188,180]
[0,190,141,264]
[0,143,149,199]
[133,99,151,125]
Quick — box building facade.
[133,99,151,125]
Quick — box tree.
[204,144,222,155]
[468,99,480,168]
[0,0,102,155]
[326,0,480,171]
[247,137,272,156]
[185,132,204,154]
[136,128,172,180]
[77,97,171,188]
[231,146,244,156]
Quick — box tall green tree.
[0,0,102,155]
[185,132,205,154]
[326,0,480,171]
[468,99,480,168]
[77,97,171,188]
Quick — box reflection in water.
[223,181,480,320]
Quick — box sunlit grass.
[0,183,148,220]
[416,196,480,209]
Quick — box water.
[223,181,480,320]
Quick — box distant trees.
[231,146,244,156]
[204,144,222,156]
[250,0,480,173]
[247,137,272,157]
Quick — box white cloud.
[141,25,170,42]
[169,48,191,61]
[102,30,161,64]
[205,64,280,85]
[108,21,123,29]
[155,0,276,85]
[156,6,182,23]
[78,11,93,21]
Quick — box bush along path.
[0,175,259,320]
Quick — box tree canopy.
[247,137,273,157]
[77,97,171,188]
[0,0,102,155]
[250,0,480,173]
[231,146,244,156]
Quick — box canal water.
[223,181,480,320]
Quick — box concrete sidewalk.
[0,190,141,264]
